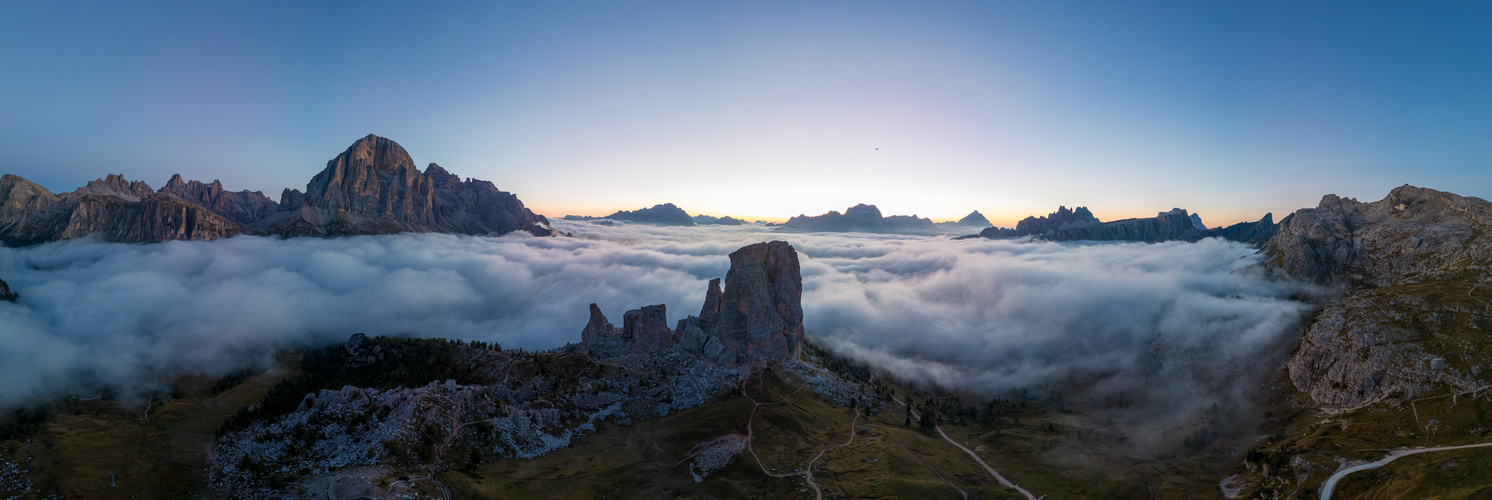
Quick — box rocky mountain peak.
[843,203,883,221]
[424,163,460,187]
[956,210,992,226]
[76,174,155,202]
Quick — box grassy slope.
[1,352,299,499]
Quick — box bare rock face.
[1,135,553,244]
[1268,185,1492,409]
[0,174,70,245]
[623,304,675,353]
[707,241,804,362]
[1264,185,1492,288]
[255,137,552,238]
[0,277,17,302]
[158,174,278,225]
[581,303,621,344]
[579,241,804,366]
[424,163,554,237]
[698,278,723,324]
[0,174,241,244]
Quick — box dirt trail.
[892,395,1038,499]
[935,426,1037,500]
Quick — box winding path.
[1320,442,1492,500]
[891,396,1039,499]
[936,426,1037,500]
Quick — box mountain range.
[0,134,552,245]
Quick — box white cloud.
[0,221,1307,418]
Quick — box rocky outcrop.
[1268,186,1492,409]
[1,134,553,244]
[1286,283,1485,408]
[158,174,278,225]
[0,277,16,302]
[623,304,675,352]
[1016,206,1101,235]
[603,203,695,226]
[1264,186,1492,288]
[581,303,621,344]
[781,204,939,235]
[706,241,804,362]
[579,241,804,366]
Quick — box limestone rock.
[158,174,278,225]
[1266,185,1492,409]
[1263,185,1492,288]
[623,304,675,353]
[581,303,621,344]
[425,163,554,237]
[699,278,723,324]
[1,135,553,244]
[578,241,804,366]
[0,174,241,244]
[0,277,16,302]
[704,241,804,362]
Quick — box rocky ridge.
[978,205,1276,245]
[780,204,940,235]
[1266,185,1492,409]
[210,241,813,497]
[0,135,553,244]
[0,277,15,302]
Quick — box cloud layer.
[0,222,1306,414]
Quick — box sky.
[1,1,1489,225]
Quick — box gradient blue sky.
[2,1,1489,225]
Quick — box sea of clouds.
[0,221,1308,412]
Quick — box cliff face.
[0,134,553,244]
[579,241,804,366]
[1267,186,1492,409]
[781,204,939,235]
[158,174,278,225]
[0,174,241,245]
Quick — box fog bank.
[0,221,1306,413]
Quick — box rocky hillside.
[210,241,814,498]
[0,135,553,244]
[1266,185,1492,409]
[780,204,939,235]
